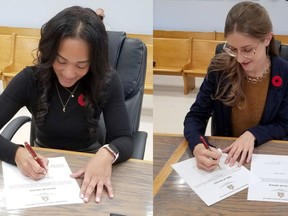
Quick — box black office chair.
[279,43,288,62]
[215,42,225,55]
[1,31,148,160]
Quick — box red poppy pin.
[271,75,282,88]
[77,94,85,107]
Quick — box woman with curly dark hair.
[0,6,133,203]
[184,1,288,171]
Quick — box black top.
[0,67,133,165]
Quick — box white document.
[248,154,288,203]
[2,156,84,210]
[172,153,250,206]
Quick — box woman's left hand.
[70,148,115,203]
[222,131,255,167]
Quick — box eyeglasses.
[223,41,261,59]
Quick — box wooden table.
[154,134,288,216]
[0,147,152,216]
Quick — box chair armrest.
[131,131,148,160]
[1,116,31,140]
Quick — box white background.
[154,0,288,34]
[0,0,153,35]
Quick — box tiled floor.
[153,75,211,136]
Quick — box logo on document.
[41,195,49,202]
[278,192,285,198]
[227,184,234,190]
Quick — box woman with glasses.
[184,1,288,171]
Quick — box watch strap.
[102,144,119,164]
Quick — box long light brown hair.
[209,1,278,107]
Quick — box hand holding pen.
[14,142,48,180]
[199,136,221,170]
[24,142,48,172]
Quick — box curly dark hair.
[34,5,111,136]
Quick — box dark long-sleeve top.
[0,67,133,165]
[184,56,288,152]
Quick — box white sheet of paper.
[248,154,288,203]
[2,156,84,210]
[172,153,250,206]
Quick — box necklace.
[55,82,80,112]
[244,58,271,84]
[63,85,79,97]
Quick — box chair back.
[0,33,15,71]
[153,37,191,68]
[215,42,225,55]
[12,36,39,71]
[2,35,40,87]
[97,31,147,143]
[191,39,225,71]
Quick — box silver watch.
[102,144,119,163]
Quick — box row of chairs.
[153,37,224,95]
[154,36,288,95]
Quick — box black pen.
[199,136,221,169]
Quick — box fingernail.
[84,197,89,202]
[95,197,100,203]
[80,194,84,199]
[110,194,114,199]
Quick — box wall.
[154,0,288,35]
[0,0,153,35]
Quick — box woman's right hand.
[193,143,221,171]
[14,146,48,180]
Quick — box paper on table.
[248,154,288,203]
[172,152,250,206]
[2,156,84,210]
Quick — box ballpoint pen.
[24,141,47,172]
[199,135,221,169]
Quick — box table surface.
[154,134,288,216]
[0,147,152,216]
